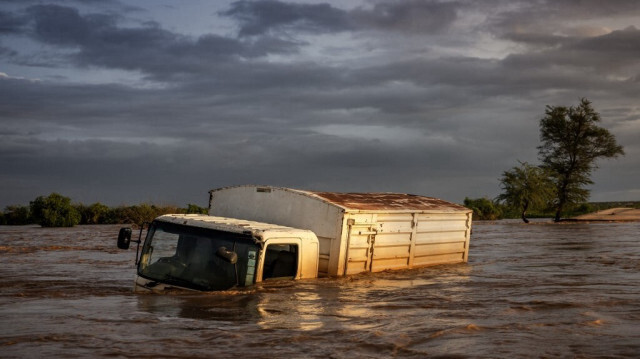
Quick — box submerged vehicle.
[117,214,319,293]
[117,186,472,292]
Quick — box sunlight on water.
[1,222,639,358]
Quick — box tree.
[76,202,110,224]
[497,162,554,223]
[538,99,624,222]
[3,205,32,225]
[30,193,81,227]
[463,197,502,220]
[185,203,208,214]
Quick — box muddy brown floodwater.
[1,221,639,358]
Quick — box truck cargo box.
[209,185,472,277]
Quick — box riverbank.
[571,207,640,222]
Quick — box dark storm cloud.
[0,120,508,206]
[486,0,640,46]
[567,26,640,68]
[222,0,353,36]
[0,0,638,207]
[223,0,459,36]
[501,26,640,84]
[5,4,299,81]
[352,0,459,33]
[0,10,27,33]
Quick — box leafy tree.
[120,204,157,225]
[30,193,81,227]
[497,162,555,223]
[185,203,208,214]
[463,197,502,220]
[76,202,110,224]
[3,205,32,225]
[538,99,624,222]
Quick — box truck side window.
[262,244,298,280]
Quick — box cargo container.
[209,185,472,277]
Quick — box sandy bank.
[571,207,640,222]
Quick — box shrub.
[3,205,32,225]
[463,197,503,220]
[185,203,208,214]
[77,202,110,224]
[30,193,81,227]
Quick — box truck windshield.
[138,221,259,291]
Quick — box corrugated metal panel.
[307,191,469,212]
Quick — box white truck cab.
[117,214,319,293]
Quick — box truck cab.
[117,214,319,293]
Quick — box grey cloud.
[501,27,640,76]
[0,124,508,207]
[486,0,640,46]
[1,0,638,207]
[567,26,640,67]
[5,4,300,81]
[222,0,459,36]
[223,0,352,36]
[28,4,112,45]
[352,0,459,34]
[0,10,27,33]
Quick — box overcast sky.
[1,0,639,207]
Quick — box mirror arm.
[134,222,148,266]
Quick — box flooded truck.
[118,214,320,293]
[118,186,472,292]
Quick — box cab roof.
[155,214,312,238]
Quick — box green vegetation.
[1,205,31,225]
[497,162,555,223]
[492,98,626,223]
[185,203,208,214]
[75,202,110,224]
[30,193,81,227]
[538,99,624,221]
[463,198,639,221]
[463,197,502,220]
[0,193,209,227]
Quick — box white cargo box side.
[209,186,345,276]
[209,186,472,277]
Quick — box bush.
[3,205,32,225]
[5,193,211,226]
[463,197,503,220]
[185,203,208,214]
[30,193,81,227]
[568,203,596,216]
[108,204,185,226]
[76,202,110,224]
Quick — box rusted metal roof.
[306,191,470,212]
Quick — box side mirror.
[216,246,238,264]
[117,228,132,249]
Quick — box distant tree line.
[461,197,630,221]
[0,193,208,227]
